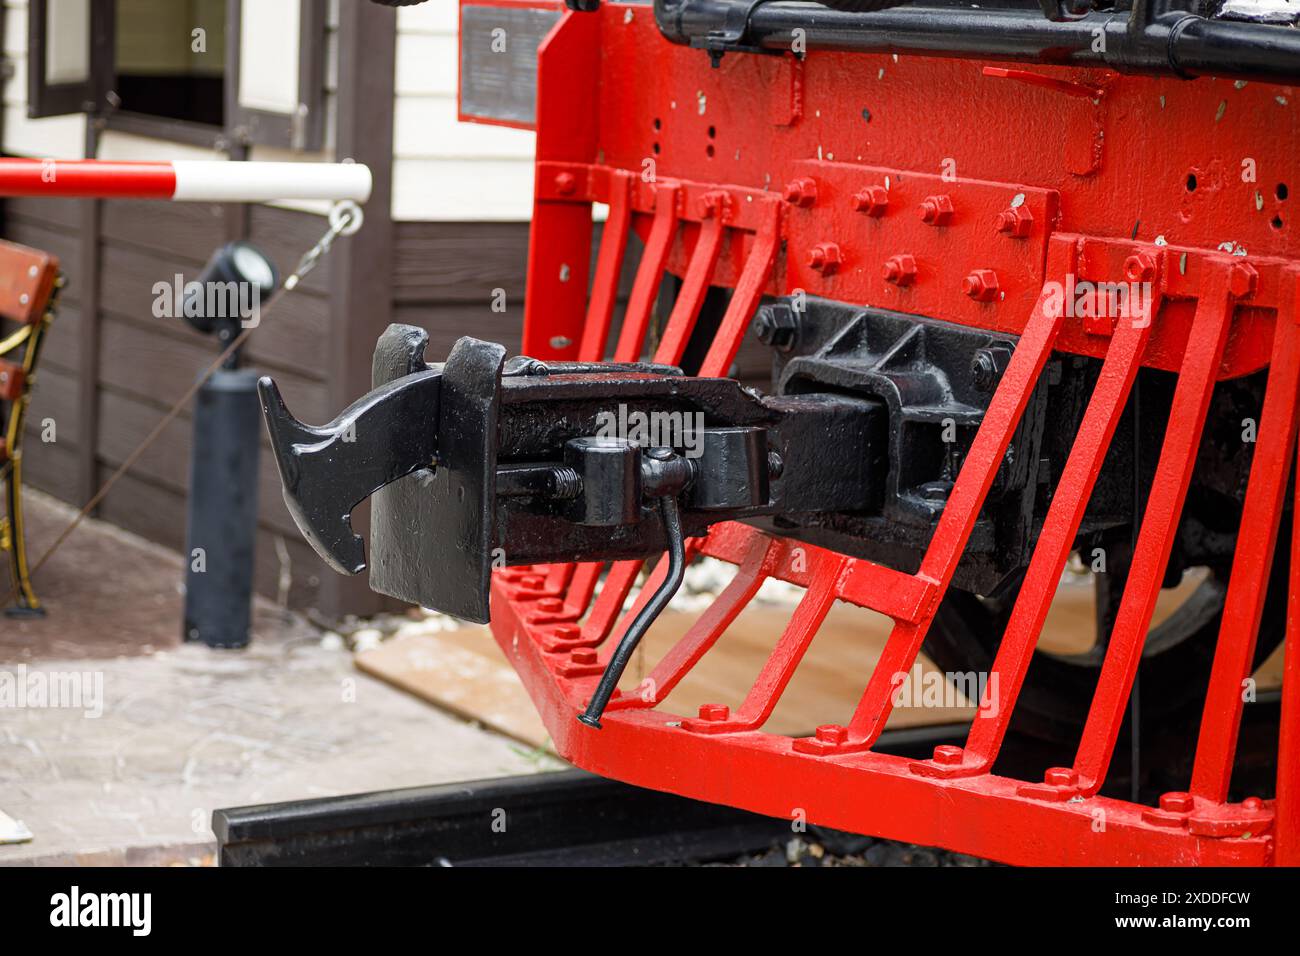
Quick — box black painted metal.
[260,325,886,623]
[652,0,1300,83]
[183,369,262,649]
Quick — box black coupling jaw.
[258,326,884,627]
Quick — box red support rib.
[845,272,1069,746]
[1192,271,1300,803]
[1073,264,1236,794]
[577,170,634,361]
[959,309,1154,773]
[699,198,781,377]
[654,215,726,364]
[1277,383,1300,865]
[613,183,679,362]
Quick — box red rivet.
[1229,261,1258,299]
[1159,791,1194,814]
[882,254,917,286]
[782,177,818,208]
[1125,252,1157,282]
[962,269,1000,302]
[932,744,964,766]
[852,185,889,216]
[996,205,1034,238]
[919,194,954,225]
[698,703,730,721]
[815,724,848,744]
[808,242,842,276]
[1044,767,1079,787]
[554,171,577,196]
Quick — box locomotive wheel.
[923,550,1289,746]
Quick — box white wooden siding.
[392,3,536,222]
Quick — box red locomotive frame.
[466,1,1299,865]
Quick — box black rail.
[651,0,1300,84]
[214,723,970,866]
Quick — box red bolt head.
[782,177,818,208]
[571,648,597,665]
[882,253,918,286]
[553,624,581,640]
[537,597,563,613]
[1242,796,1263,812]
[518,575,546,590]
[962,269,1000,302]
[807,242,842,275]
[1229,261,1258,299]
[919,194,954,225]
[1124,252,1157,283]
[698,703,730,722]
[852,185,889,216]
[933,744,964,766]
[1159,791,1194,814]
[554,171,577,196]
[1044,767,1079,788]
[996,205,1034,238]
[698,190,729,220]
[815,724,848,744]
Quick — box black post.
[183,369,262,648]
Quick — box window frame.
[25,0,328,152]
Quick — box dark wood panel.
[23,363,84,448]
[392,221,531,303]
[391,302,524,361]
[4,196,84,232]
[34,303,84,373]
[98,243,329,377]
[247,204,335,295]
[95,387,305,539]
[101,199,228,264]
[18,435,82,504]
[97,316,330,423]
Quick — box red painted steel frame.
[467,3,1299,865]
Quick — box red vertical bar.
[653,215,726,364]
[577,170,634,361]
[846,273,1069,744]
[1276,405,1300,866]
[613,183,679,362]
[699,199,781,377]
[959,312,1153,772]
[1192,272,1300,802]
[1073,265,1235,794]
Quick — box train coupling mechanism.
[259,323,885,716]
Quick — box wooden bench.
[0,239,61,617]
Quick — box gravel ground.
[724,830,996,867]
